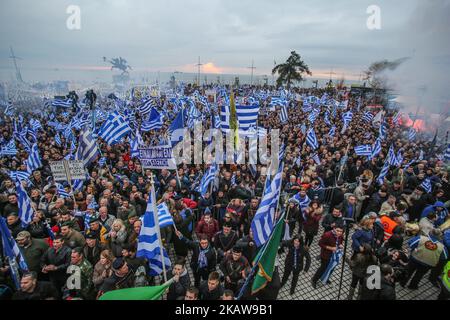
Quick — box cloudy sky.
[0,0,449,86]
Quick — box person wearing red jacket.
[311,225,344,288]
[195,211,219,242]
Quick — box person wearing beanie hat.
[219,243,249,293]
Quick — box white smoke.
[389,0,450,118]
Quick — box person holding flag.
[311,224,344,288]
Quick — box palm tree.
[272,51,312,89]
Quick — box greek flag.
[341,111,353,133]
[130,130,142,158]
[136,187,172,276]
[320,247,343,284]
[418,149,424,161]
[371,138,382,159]
[168,111,185,147]
[269,97,287,107]
[328,126,336,137]
[395,150,404,167]
[379,121,388,140]
[52,98,72,108]
[362,111,374,123]
[354,145,373,157]
[98,112,131,145]
[306,128,319,150]
[308,110,319,124]
[98,157,107,167]
[29,119,42,131]
[392,112,401,125]
[377,158,390,185]
[141,108,163,131]
[15,179,34,228]
[221,104,259,132]
[56,183,71,198]
[4,102,15,116]
[9,171,31,185]
[0,217,29,289]
[251,148,284,247]
[280,104,288,124]
[387,145,397,166]
[198,164,218,196]
[289,193,311,213]
[0,139,17,156]
[77,129,99,166]
[157,202,174,228]
[421,178,432,193]
[26,143,42,174]
[55,133,62,146]
[213,114,221,129]
[445,144,450,162]
[408,128,417,140]
[139,98,157,116]
[324,112,331,126]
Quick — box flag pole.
[149,172,168,283]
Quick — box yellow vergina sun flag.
[229,88,239,150]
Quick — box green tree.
[272,51,312,89]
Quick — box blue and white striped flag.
[26,143,42,174]
[0,139,17,156]
[362,111,374,123]
[52,97,72,108]
[157,202,174,228]
[251,147,284,247]
[354,145,373,157]
[136,187,172,276]
[371,138,382,159]
[56,183,71,198]
[141,108,163,132]
[198,164,218,196]
[98,112,131,145]
[221,104,259,132]
[379,121,388,140]
[139,98,157,116]
[280,104,288,124]
[392,112,401,125]
[377,158,390,185]
[15,180,34,227]
[444,144,450,162]
[328,126,336,138]
[76,129,99,167]
[306,128,319,150]
[55,133,62,146]
[0,217,29,289]
[408,128,417,140]
[421,178,432,193]
[324,112,331,126]
[320,246,343,284]
[130,130,142,158]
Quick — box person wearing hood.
[421,201,448,227]
[175,230,217,287]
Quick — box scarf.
[198,247,209,269]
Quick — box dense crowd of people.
[0,84,449,301]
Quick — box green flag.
[251,213,285,294]
[99,279,173,300]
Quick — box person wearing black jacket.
[236,229,257,263]
[322,206,344,232]
[176,231,217,287]
[40,236,71,295]
[12,272,59,300]
[360,264,396,300]
[280,235,311,295]
[199,271,224,300]
[167,259,191,300]
[213,222,238,263]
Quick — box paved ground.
[165,211,440,301]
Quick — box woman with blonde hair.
[106,219,128,257]
[351,216,375,255]
[93,249,114,292]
